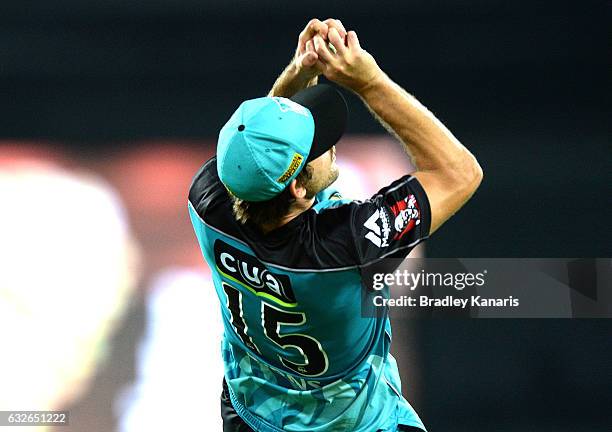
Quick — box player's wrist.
[269,61,316,97]
[293,60,320,84]
[354,70,387,98]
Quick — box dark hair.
[231,164,313,228]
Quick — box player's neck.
[259,197,315,234]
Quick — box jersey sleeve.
[188,157,229,220]
[350,174,431,265]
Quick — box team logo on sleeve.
[389,194,420,240]
[363,208,392,248]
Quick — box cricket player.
[188,18,482,431]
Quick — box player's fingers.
[298,19,328,53]
[305,40,326,71]
[328,28,347,56]
[323,18,347,38]
[306,39,315,53]
[298,20,319,53]
[309,19,328,39]
[298,22,315,54]
[313,34,335,64]
[347,30,361,50]
[336,20,347,37]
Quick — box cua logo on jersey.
[214,240,297,307]
[390,194,420,240]
[363,208,392,248]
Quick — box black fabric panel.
[188,157,430,271]
[221,379,255,432]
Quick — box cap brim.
[290,84,348,163]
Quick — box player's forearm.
[359,74,480,177]
[268,61,318,98]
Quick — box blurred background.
[0,1,609,431]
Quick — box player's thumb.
[300,51,318,67]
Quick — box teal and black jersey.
[188,157,430,432]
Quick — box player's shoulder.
[309,173,431,267]
[308,199,359,243]
[188,156,230,220]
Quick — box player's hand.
[294,18,347,80]
[312,28,384,94]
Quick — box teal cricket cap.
[217,84,347,202]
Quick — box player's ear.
[288,179,307,199]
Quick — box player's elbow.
[445,150,483,197]
[467,155,483,192]
[461,155,483,202]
